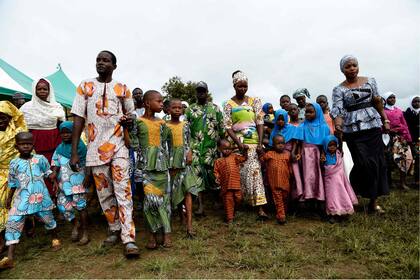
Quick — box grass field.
[0,187,418,279]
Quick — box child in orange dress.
[214,139,247,224]
[259,135,291,224]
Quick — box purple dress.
[324,151,358,215]
[285,142,303,200]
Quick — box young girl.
[316,95,334,134]
[383,92,413,190]
[321,135,358,223]
[269,109,302,203]
[287,104,300,127]
[50,121,89,245]
[166,99,200,238]
[0,132,60,269]
[130,90,172,249]
[259,135,291,224]
[292,103,331,202]
[214,139,247,224]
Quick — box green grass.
[0,188,419,279]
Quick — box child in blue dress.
[0,132,60,270]
[50,121,89,245]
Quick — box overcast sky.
[0,0,419,107]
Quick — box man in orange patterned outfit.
[69,51,139,258]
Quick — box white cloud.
[0,0,418,108]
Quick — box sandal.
[124,242,140,258]
[102,231,120,247]
[51,238,62,251]
[257,212,269,221]
[0,257,14,270]
[78,232,90,246]
[186,230,195,239]
[145,240,157,250]
[369,205,385,214]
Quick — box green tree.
[161,76,212,105]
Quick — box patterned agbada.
[71,78,136,244]
[223,97,267,206]
[166,121,200,208]
[0,101,27,231]
[130,117,172,233]
[185,102,224,191]
[71,79,134,167]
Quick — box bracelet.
[383,120,390,124]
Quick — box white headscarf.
[232,71,248,85]
[382,91,396,110]
[20,78,65,130]
[340,55,358,72]
[410,96,420,114]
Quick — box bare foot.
[145,234,157,250]
[163,233,172,248]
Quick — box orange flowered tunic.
[71,79,134,166]
[214,153,247,191]
[259,150,291,191]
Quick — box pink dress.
[295,143,325,201]
[285,142,303,200]
[384,107,412,142]
[324,151,358,215]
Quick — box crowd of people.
[0,50,418,270]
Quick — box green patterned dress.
[130,117,172,233]
[185,102,224,191]
[167,121,200,208]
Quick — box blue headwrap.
[262,103,272,114]
[269,109,296,146]
[56,121,87,166]
[322,135,338,165]
[293,102,331,145]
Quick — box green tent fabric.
[0,58,76,108]
[46,64,76,108]
[0,58,33,99]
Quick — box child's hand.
[293,153,301,162]
[6,197,12,209]
[83,167,92,189]
[186,150,193,165]
[120,114,134,129]
[320,154,326,162]
[48,171,57,182]
[52,180,59,196]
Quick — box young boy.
[166,99,199,238]
[214,139,247,224]
[50,121,90,245]
[280,95,291,111]
[130,90,172,249]
[259,135,291,224]
[288,103,300,127]
[0,132,60,269]
[316,95,334,134]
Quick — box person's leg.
[73,193,89,245]
[36,211,60,250]
[92,165,121,244]
[400,170,409,190]
[4,215,25,262]
[110,158,136,245]
[223,190,235,223]
[110,158,139,257]
[196,192,204,216]
[185,193,193,237]
[146,231,157,249]
[57,191,78,241]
